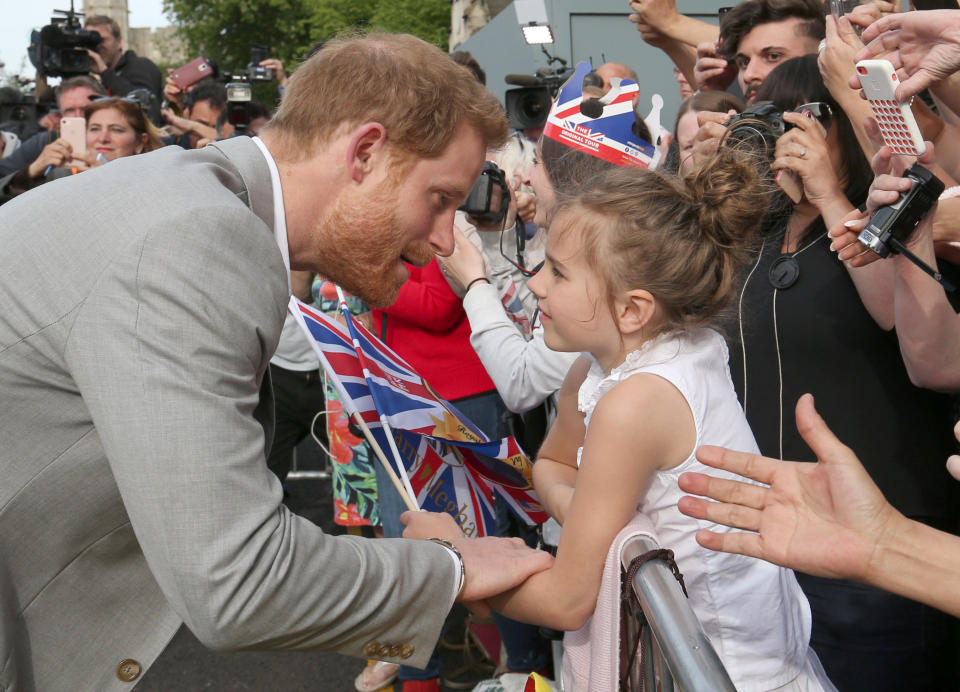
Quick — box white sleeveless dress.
[569,328,835,692]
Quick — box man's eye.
[735,56,749,71]
[765,52,784,63]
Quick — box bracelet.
[465,277,491,292]
[426,537,466,599]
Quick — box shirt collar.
[251,135,291,294]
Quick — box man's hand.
[84,48,107,74]
[162,109,218,141]
[401,510,554,617]
[629,16,670,49]
[627,0,681,37]
[677,394,902,583]
[693,41,737,92]
[852,9,960,102]
[259,58,288,87]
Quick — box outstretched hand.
[677,394,901,582]
[852,10,960,102]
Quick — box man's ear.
[345,122,388,183]
[616,289,656,336]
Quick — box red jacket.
[372,259,496,402]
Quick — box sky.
[2,0,171,80]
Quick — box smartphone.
[856,59,926,156]
[60,116,86,165]
[170,56,213,89]
[829,0,844,17]
[776,169,804,204]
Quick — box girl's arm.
[489,372,696,631]
[531,356,590,523]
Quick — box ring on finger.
[799,147,807,158]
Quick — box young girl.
[409,148,833,690]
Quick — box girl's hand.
[773,111,844,209]
[436,226,488,295]
[400,510,465,541]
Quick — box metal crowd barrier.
[622,535,736,692]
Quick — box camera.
[724,101,832,157]
[858,163,944,258]
[225,78,254,132]
[242,44,274,83]
[504,65,574,130]
[459,161,511,226]
[27,2,103,78]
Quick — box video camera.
[724,101,832,158]
[459,161,511,226]
[240,44,274,83]
[27,0,102,78]
[504,51,573,131]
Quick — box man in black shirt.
[84,15,162,103]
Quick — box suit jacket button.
[377,644,392,658]
[116,659,142,682]
[400,644,415,659]
[388,644,403,657]
[363,641,380,657]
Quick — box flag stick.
[348,411,419,512]
[334,285,419,508]
[286,296,418,511]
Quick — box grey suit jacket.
[0,137,456,691]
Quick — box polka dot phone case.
[856,59,926,156]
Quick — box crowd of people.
[3,2,960,692]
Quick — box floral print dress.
[312,277,380,527]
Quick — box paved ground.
[135,441,499,691]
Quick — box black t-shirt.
[726,222,960,521]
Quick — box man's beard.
[311,177,434,308]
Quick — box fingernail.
[844,219,860,227]
[829,241,837,252]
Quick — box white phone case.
[856,59,926,156]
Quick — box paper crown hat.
[543,61,659,169]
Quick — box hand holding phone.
[170,56,213,90]
[856,59,926,156]
[60,116,87,167]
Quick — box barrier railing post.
[622,536,736,692]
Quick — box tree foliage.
[163,0,451,79]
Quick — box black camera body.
[858,163,944,258]
[724,101,832,157]
[504,66,574,131]
[28,5,103,78]
[242,44,274,83]
[459,161,511,226]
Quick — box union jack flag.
[289,297,547,533]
